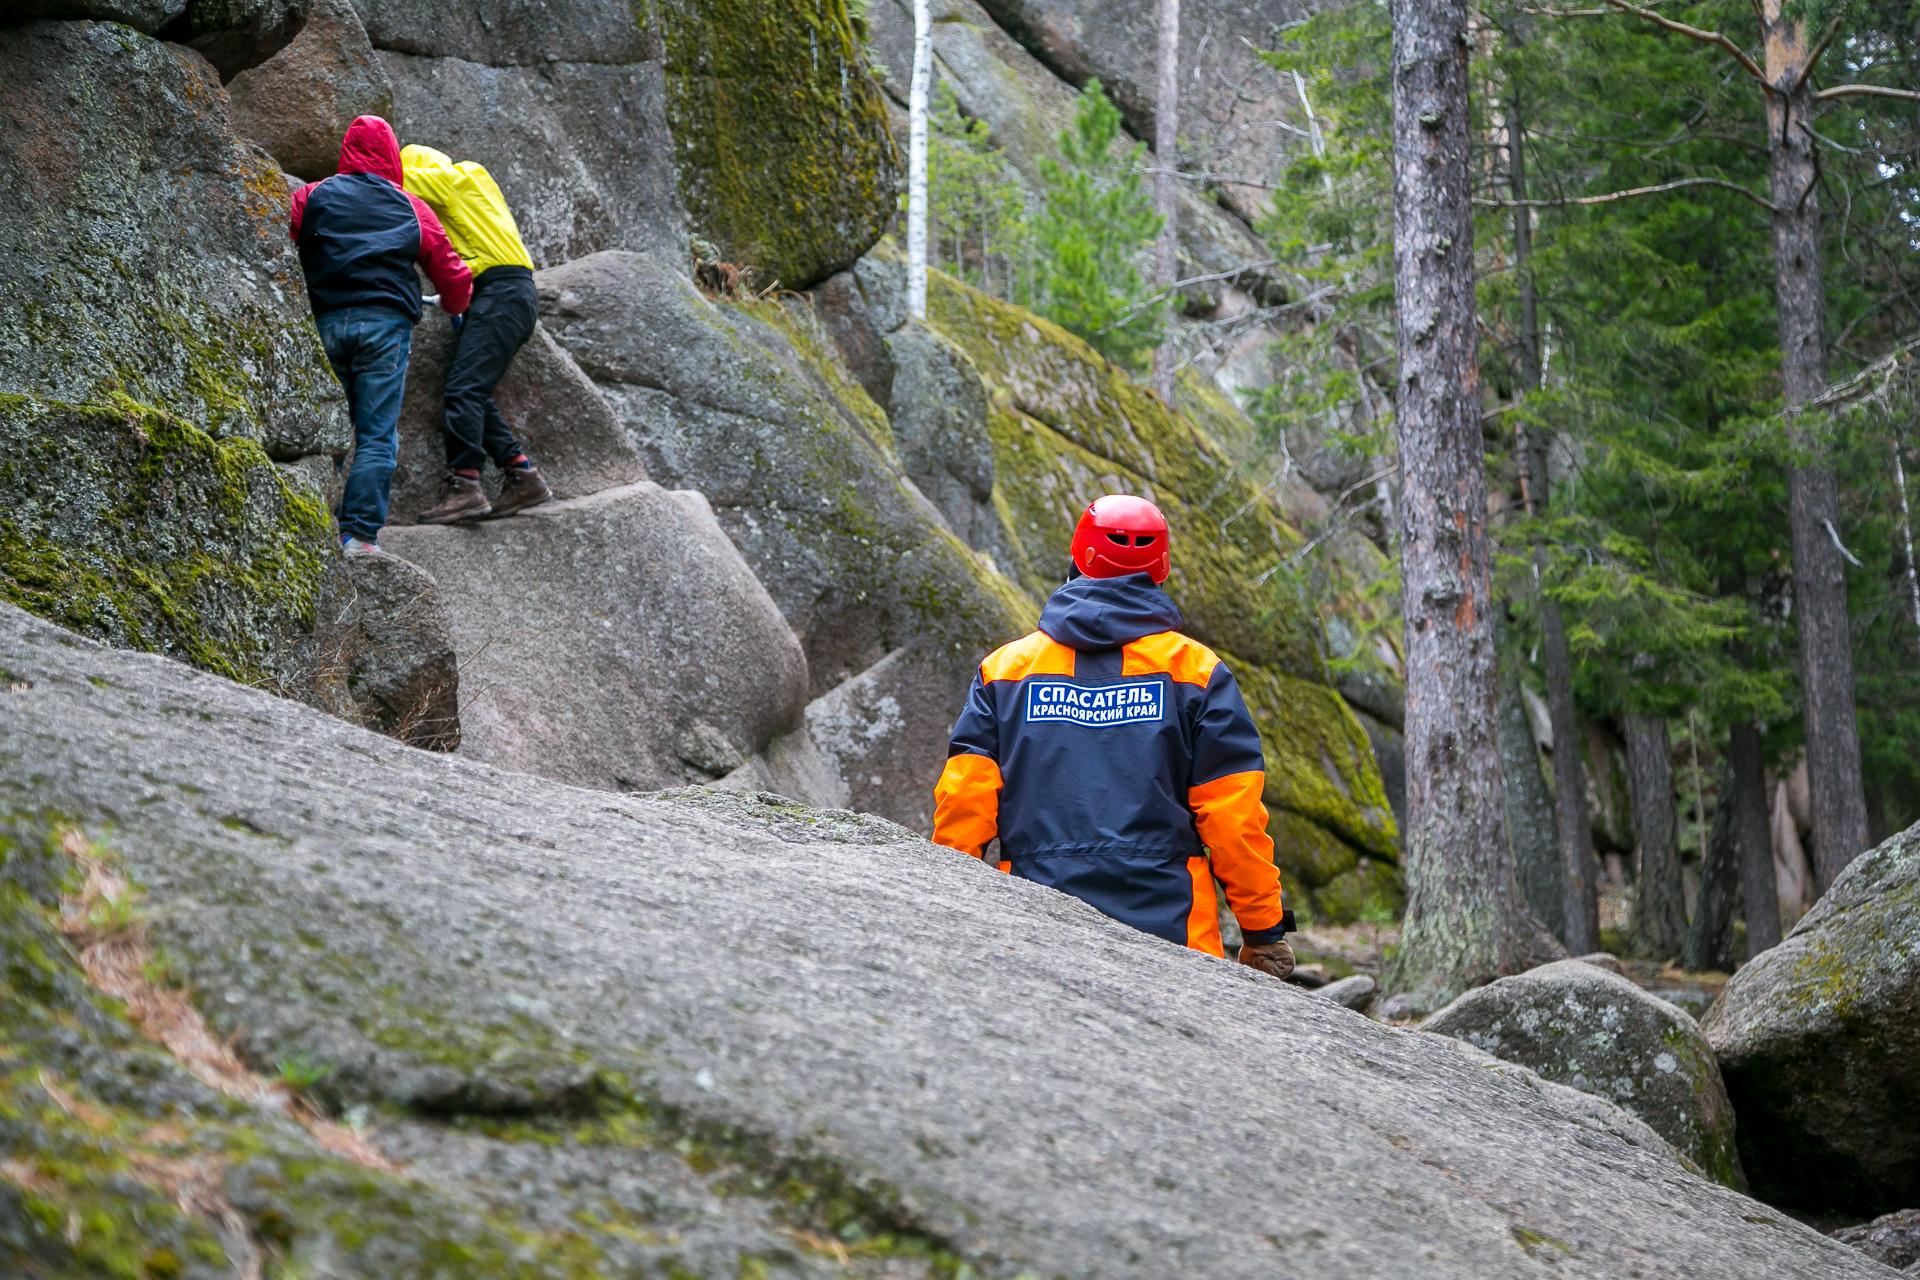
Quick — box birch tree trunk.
[1729,720,1782,958]
[1151,0,1181,399]
[1762,0,1869,889]
[1508,91,1598,952]
[1388,0,1559,1008]
[1625,714,1687,960]
[1895,430,1920,638]
[906,0,933,321]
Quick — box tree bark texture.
[1683,765,1740,972]
[1151,0,1180,398]
[1762,1,1869,889]
[1509,94,1599,952]
[1387,0,1559,1008]
[1499,648,1565,940]
[906,0,933,320]
[1624,714,1687,960]
[1730,720,1783,958]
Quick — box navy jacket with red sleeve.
[289,115,471,321]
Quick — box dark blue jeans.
[317,305,414,542]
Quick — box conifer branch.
[1475,175,1775,213]
[1591,0,1767,85]
[1814,83,1920,105]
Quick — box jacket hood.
[1039,573,1184,651]
[338,116,403,185]
[400,143,454,181]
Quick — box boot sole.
[483,491,553,520]
[416,504,493,525]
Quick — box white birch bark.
[1896,430,1920,635]
[1150,0,1180,398]
[906,0,933,320]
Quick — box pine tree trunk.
[1683,765,1739,972]
[1499,643,1565,940]
[1387,0,1560,1008]
[1762,2,1868,889]
[1508,91,1598,953]
[906,0,933,320]
[1151,0,1181,399]
[1730,720,1782,958]
[1624,714,1687,960]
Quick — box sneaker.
[341,535,386,557]
[417,472,492,524]
[488,463,553,519]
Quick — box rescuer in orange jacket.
[932,495,1296,978]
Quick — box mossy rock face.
[1234,663,1398,862]
[1312,859,1405,925]
[0,396,332,689]
[1267,809,1359,891]
[658,0,899,289]
[0,21,347,460]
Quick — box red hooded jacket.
[289,116,471,320]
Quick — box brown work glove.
[1238,938,1296,980]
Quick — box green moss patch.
[0,394,331,688]
[659,0,900,289]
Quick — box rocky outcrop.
[384,484,810,794]
[1704,821,1920,1214]
[228,0,391,179]
[0,20,343,690]
[0,602,1890,1280]
[967,0,1303,225]
[1423,959,1745,1188]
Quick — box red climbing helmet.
[1069,494,1172,583]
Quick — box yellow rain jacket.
[399,145,534,277]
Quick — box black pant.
[442,267,537,472]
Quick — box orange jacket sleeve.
[933,670,1002,858]
[1188,664,1287,944]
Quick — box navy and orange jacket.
[933,573,1290,956]
[289,116,471,321]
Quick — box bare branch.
[1591,0,1767,85]
[1475,175,1775,213]
[1814,83,1920,105]
[1806,331,1920,412]
[1792,15,1845,92]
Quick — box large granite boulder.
[382,483,809,794]
[0,602,1895,1279]
[385,318,646,526]
[1424,959,1745,1188]
[228,0,392,179]
[1704,821,1920,1214]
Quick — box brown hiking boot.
[417,472,492,524]
[488,464,552,518]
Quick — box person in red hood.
[290,116,472,555]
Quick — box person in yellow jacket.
[401,144,552,523]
